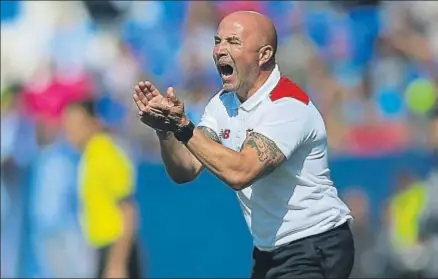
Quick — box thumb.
[166,87,180,104]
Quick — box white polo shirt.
[198,65,352,251]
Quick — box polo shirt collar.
[240,64,281,111]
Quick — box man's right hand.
[133,81,174,131]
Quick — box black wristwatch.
[174,120,195,143]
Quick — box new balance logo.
[219,129,231,139]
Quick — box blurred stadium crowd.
[1,1,438,278]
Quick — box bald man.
[133,11,354,278]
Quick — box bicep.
[240,132,286,179]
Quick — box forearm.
[157,131,203,183]
[185,129,252,189]
[105,201,136,269]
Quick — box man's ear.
[258,45,274,67]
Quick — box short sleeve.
[197,95,219,134]
[252,100,310,159]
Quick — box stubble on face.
[214,11,275,99]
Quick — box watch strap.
[174,121,195,142]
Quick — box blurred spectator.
[1,84,36,278]
[417,106,438,278]
[62,99,140,278]
[387,171,428,278]
[19,61,93,124]
[28,120,92,277]
[419,173,438,278]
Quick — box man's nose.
[213,45,227,58]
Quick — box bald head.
[219,11,278,61]
[213,11,278,95]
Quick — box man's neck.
[236,67,275,102]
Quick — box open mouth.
[218,64,234,77]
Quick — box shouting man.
[133,11,354,279]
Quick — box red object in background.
[216,1,266,17]
[344,122,409,156]
[20,73,93,123]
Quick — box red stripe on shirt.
[270,77,310,105]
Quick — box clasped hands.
[133,81,189,133]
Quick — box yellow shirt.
[79,133,134,248]
[390,182,426,248]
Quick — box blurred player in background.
[418,105,438,278]
[62,99,140,278]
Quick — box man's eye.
[227,39,241,45]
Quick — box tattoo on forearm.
[243,132,285,175]
[198,126,221,143]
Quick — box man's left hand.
[149,87,190,131]
[133,81,175,131]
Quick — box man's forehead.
[216,20,245,37]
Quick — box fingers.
[144,81,160,98]
[137,81,146,91]
[134,81,179,131]
[166,87,181,105]
[133,91,147,114]
[148,102,183,127]
[139,106,165,120]
[135,81,176,131]
[134,83,148,102]
[149,106,167,116]
[166,87,175,100]
[134,81,161,111]
[149,102,171,115]
[136,81,160,101]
